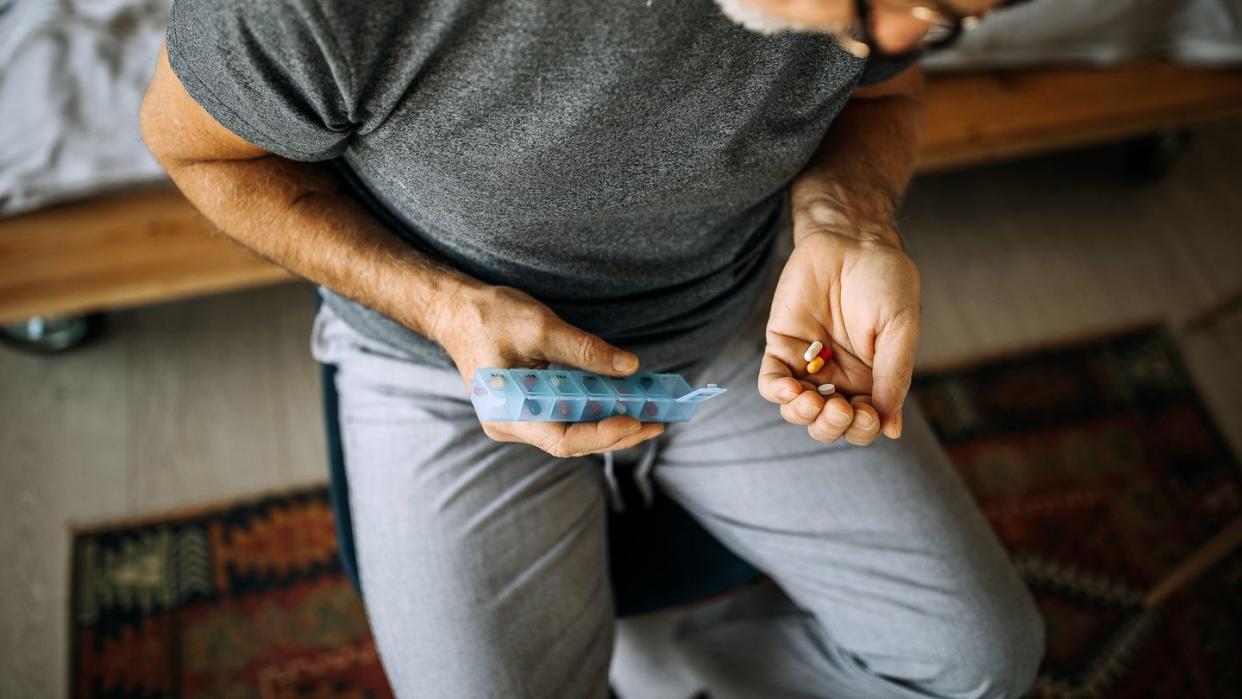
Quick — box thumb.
[539,317,638,376]
[871,313,919,439]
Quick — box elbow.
[139,88,174,169]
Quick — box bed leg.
[1124,130,1192,184]
[0,314,105,354]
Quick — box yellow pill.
[806,357,825,374]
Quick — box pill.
[818,346,833,361]
[550,375,563,387]
[643,402,659,417]
[806,356,825,374]
[817,383,836,396]
[489,376,506,390]
[803,341,823,362]
[522,374,539,389]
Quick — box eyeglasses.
[839,0,1032,59]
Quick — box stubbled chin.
[713,0,829,34]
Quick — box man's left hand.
[759,225,920,446]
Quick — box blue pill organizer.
[470,368,727,423]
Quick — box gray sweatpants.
[310,274,1044,698]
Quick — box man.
[142,0,1043,696]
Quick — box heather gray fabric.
[309,251,1045,697]
[166,0,910,371]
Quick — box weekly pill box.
[470,368,727,423]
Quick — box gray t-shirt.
[167,0,910,373]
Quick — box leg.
[312,307,615,698]
[654,300,1045,699]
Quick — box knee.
[926,592,1045,699]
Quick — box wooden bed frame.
[2,62,1240,325]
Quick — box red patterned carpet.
[72,328,1241,698]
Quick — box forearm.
[789,67,925,248]
[162,155,482,340]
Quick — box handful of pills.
[802,340,832,374]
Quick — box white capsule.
[803,341,824,362]
[816,383,836,396]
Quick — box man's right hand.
[428,283,665,458]
[143,46,660,459]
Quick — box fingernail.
[882,410,902,438]
[613,353,636,372]
[628,423,642,433]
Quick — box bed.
[2,0,1241,324]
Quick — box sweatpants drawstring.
[634,440,658,507]
[602,439,660,512]
[602,451,626,512]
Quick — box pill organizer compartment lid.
[578,374,617,396]
[475,369,521,395]
[675,384,728,403]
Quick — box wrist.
[790,180,902,249]
[792,201,904,250]
[383,261,487,347]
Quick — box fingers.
[807,395,854,443]
[764,339,848,433]
[759,353,803,404]
[870,312,919,439]
[483,417,664,458]
[560,418,664,456]
[869,3,936,55]
[765,330,904,445]
[603,423,666,453]
[841,397,881,446]
[780,390,826,426]
[539,316,639,377]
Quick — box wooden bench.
[3,62,1241,324]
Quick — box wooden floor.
[2,125,1240,698]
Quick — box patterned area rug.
[72,327,1241,698]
